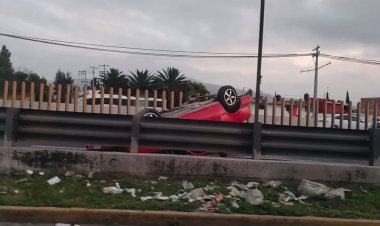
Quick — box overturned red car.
[87,85,252,155]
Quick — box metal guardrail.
[0,107,379,166]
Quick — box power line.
[320,54,380,66]
[0,32,313,59]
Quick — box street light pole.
[254,0,265,123]
[313,45,320,123]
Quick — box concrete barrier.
[1,147,380,183]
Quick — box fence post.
[252,122,262,159]
[369,128,380,166]
[4,108,19,147]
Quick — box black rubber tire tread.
[217,85,241,113]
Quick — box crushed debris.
[158,176,168,181]
[297,179,331,198]
[88,172,94,178]
[102,183,123,194]
[263,180,281,188]
[245,189,264,205]
[39,172,45,176]
[247,182,260,189]
[125,188,136,197]
[26,169,34,175]
[0,186,7,194]
[16,178,28,183]
[182,180,194,190]
[47,176,61,185]
[324,188,350,200]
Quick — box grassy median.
[0,172,379,219]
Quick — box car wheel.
[142,109,161,118]
[217,85,241,113]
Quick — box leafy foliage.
[100,68,127,93]
[0,45,14,82]
[155,67,186,91]
[128,69,155,91]
[54,70,74,102]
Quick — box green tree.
[100,68,126,93]
[128,69,155,91]
[155,67,186,91]
[0,45,14,83]
[182,80,209,96]
[54,70,74,102]
[27,72,48,101]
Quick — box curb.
[1,206,380,226]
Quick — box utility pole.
[99,64,109,77]
[89,66,98,88]
[254,0,265,123]
[78,70,87,86]
[313,45,320,123]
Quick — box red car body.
[87,95,252,154]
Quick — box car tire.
[217,85,241,113]
[141,109,161,118]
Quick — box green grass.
[0,172,380,219]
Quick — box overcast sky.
[0,0,379,102]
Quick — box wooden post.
[348,101,352,129]
[280,98,285,125]
[179,91,183,107]
[263,96,268,124]
[340,100,344,129]
[109,87,113,114]
[323,100,327,128]
[11,81,17,108]
[3,80,8,107]
[272,97,277,125]
[331,100,336,128]
[100,86,105,114]
[357,102,361,130]
[127,88,132,115]
[48,84,53,111]
[56,84,62,111]
[74,86,79,112]
[38,83,44,110]
[91,86,96,113]
[298,99,302,126]
[144,89,149,109]
[365,102,369,130]
[21,81,26,109]
[65,84,71,111]
[30,82,35,109]
[153,89,158,111]
[289,98,294,126]
[82,86,88,113]
[135,88,140,114]
[162,90,167,111]
[170,90,175,109]
[313,99,319,127]
[306,99,311,127]
[118,87,122,115]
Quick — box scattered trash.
[263,180,281,188]
[231,180,248,191]
[214,195,223,203]
[59,189,64,193]
[270,201,281,208]
[125,188,136,197]
[182,180,195,190]
[170,195,180,202]
[64,171,76,177]
[47,176,61,185]
[0,186,7,194]
[204,185,218,191]
[141,196,154,201]
[155,193,170,200]
[39,172,45,176]
[324,188,350,200]
[86,182,91,187]
[360,186,373,196]
[245,189,264,205]
[102,184,123,194]
[137,189,142,193]
[150,180,158,185]
[247,182,260,189]
[88,172,94,178]
[158,176,168,181]
[227,186,245,198]
[26,169,34,175]
[189,188,205,199]
[297,179,331,198]
[230,201,240,209]
[278,191,296,206]
[16,178,28,183]
[14,189,20,194]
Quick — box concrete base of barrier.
[1,147,380,183]
[1,206,380,226]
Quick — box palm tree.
[100,68,127,93]
[128,69,155,91]
[155,67,186,91]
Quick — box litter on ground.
[47,176,61,185]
